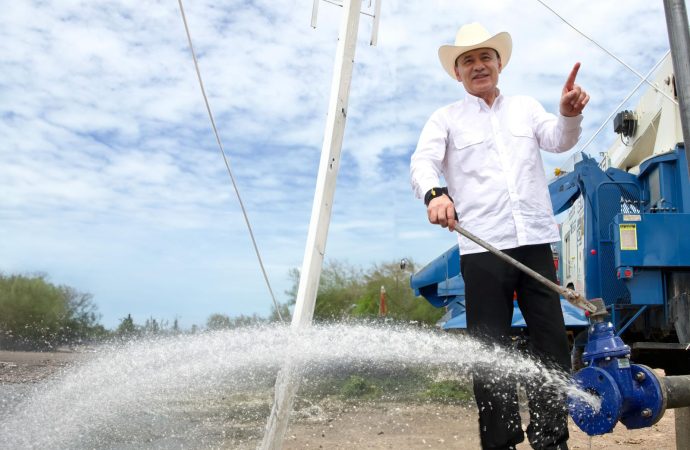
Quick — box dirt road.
[0,350,678,449]
[283,401,676,449]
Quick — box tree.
[228,314,264,328]
[115,314,138,339]
[269,301,291,323]
[354,259,443,324]
[207,313,264,330]
[0,273,105,350]
[206,313,231,330]
[281,258,444,325]
[143,317,161,335]
[283,261,364,322]
[314,260,364,321]
[61,286,105,342]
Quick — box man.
[410,23,589,450]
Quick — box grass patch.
[339,375,382,399]
[421,379,473,404]
[300,368,474,404]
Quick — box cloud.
[0,0,676,327]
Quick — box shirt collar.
[464,89,503,111]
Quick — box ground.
[284,402,676,449]
[0,350,678,449]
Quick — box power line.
[535,0,678,106]
[177,0,284,322]
[577,50,671,154]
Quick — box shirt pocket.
[509,124,534,139]
[451,131,484,151]
[508,124,538,160]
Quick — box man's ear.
[497,57,503,73]
[454,65,462,82]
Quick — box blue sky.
[0,0,676,329]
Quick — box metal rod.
[662,6,690,448]
[664,0,690,178]
[615,305,648,337]
[453,223,597,313]
[370,0,382,46]
[310,0,319,28]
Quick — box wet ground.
[0,349,677,449]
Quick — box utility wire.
[536,0,678,106]
[577,50,671,154]
[177,0,284,322]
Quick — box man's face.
[454,48,502,99]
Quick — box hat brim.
[438,32,512,81]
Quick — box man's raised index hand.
[564,62,581,92]
[560,62,589,117]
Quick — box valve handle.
[453,223,598,313]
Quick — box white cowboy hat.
[438,23,512,81]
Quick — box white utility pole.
[292,0,362,327]
[260,1,379,448]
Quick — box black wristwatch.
[424,187,453,206]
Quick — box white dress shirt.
[410,92,582,254]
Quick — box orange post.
[379,285,387,316]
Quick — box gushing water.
[0,323,598,449]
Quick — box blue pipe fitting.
[581,321,630,364]
[568,320,666,435]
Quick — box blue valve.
[568,303,666,435]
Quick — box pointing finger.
[564,62,581,91]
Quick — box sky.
[0,0,679,329]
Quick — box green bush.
[340,375,380,399]
[0,273,103,350]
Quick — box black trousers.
[460,244,571,450]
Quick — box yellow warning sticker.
[619,224,638,250]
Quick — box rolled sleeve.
[554,114,583,152]
[410,110,449,199]
[532,99,583,153]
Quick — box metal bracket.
[311,0,382,46]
